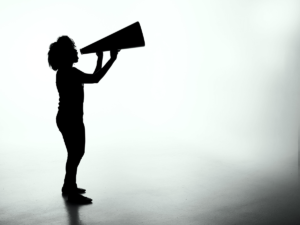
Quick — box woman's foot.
[76,187,86,193]
[62,186,86,195]
[68,194,92,204]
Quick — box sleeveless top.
[56,67,84,118]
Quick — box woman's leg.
[61,122,85,192]
[57,116,85,193]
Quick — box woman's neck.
[59,64,73,70]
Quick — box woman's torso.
[56,67,84,119]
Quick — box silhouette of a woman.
[48,36,119,203]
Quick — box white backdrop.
[0,0,299,177]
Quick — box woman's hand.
[110,49,120,60]
[96,51,103,58]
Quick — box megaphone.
[80,22,145,54]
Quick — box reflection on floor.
[0,144,299,225]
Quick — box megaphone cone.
[80,22,145,54]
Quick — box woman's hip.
[56,112,84,133]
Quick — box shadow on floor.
[62,195,92,225]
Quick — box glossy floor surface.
[0,144,299,225]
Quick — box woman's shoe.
[62,187,86,195]
[68,194,92,204]
[75,187,86,194]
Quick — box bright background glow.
[0,0,299,181]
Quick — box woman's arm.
[74,50,119,84]
[93,51,103,74]
[93,50,119,83]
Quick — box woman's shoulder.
[57,67,75,77]
[56,67,83,84]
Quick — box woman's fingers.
[96,51,103,57]
[110,49,120,59]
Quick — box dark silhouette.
[48,36,119,204]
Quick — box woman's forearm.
[93,57,103,74]
[94,58,116,83]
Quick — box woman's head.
[48,36,78,71]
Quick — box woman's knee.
[68,150,84,164]
[78,149,85,159]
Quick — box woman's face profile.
[73,48,79,63]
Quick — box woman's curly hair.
[48,36,77,71]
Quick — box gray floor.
[0,144,299,225]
